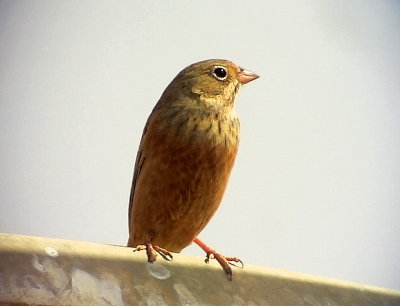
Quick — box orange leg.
[134,241,173,262]
[193,237,243,281]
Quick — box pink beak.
[237,68,259,84]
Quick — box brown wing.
[128,120,149,232]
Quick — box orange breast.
[128,109,239,252]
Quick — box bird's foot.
[134,242,173,262]
[193,238,243,281]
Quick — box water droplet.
[44,246,59,257]
[146,262,171,280]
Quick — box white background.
[1,1,399,289]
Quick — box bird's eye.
[212,66,227,80]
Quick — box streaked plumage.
[127,59,258,279]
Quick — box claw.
[134,242,173,263]
[193,237,243,281]
[153,244,173,261]
[226,257,244,269]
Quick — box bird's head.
[161,59,259,110]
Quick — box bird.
[127,59,259,280]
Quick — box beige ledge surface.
[0,233,399,305]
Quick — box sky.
[0,1,399,290]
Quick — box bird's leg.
[193,237,243,281]
[134,241,173,262]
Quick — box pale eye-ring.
[212,66,227,80]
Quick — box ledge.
[0,233,399,305]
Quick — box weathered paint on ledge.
[0,233,399,305]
